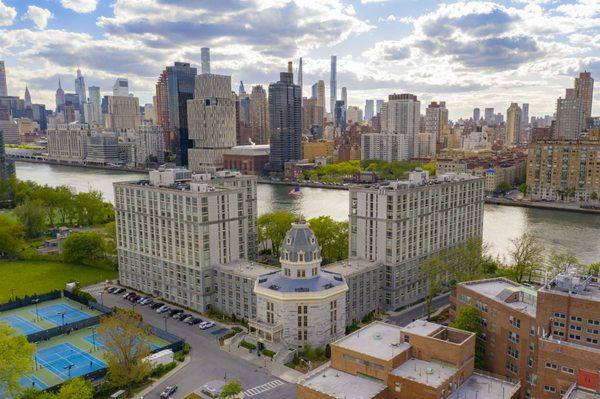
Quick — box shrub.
[261,349,276,358]
[149,361,177,378]
[240,340,256,350]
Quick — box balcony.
[249,319,283,343]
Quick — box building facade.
[104,95,142,131]
[555,89,584,140]
[507,103,522,145]
[0,129,15,180]
[361,133,411,162]
[249,85,269,145]
[381,94,421,158]
[46,122,90,162]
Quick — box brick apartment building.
[452,272,600,399]
[297,320,520,399]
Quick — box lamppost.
[64,363,74,378]
[163,314,168,332]
[32,298,40,322]
[89,326,97,351]
[58,311,66,327]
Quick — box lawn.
[0,260,117,303]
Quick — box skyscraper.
[425,101,448,143]
[249,85,269,144]
[473,107,480,124]
[201,47,211,74]
[316,80,325,119]
[0,129,16,181]
[382,93,421,159]
[334,100,346,132]
[298,57,303,93]
[555,88,584,140]
[74,69,86,108]
[521,103,529,128]
[575,71,594,121]
[268,68,301,172]
[341,87,347,109]
[155,62,197,165]
[364,100,374,121]
[330,55,337,115]
[55,78,65,112]
[24,85,32,108]
[506,102,522,145]
[113,78,129,96]
[187,74,236,172]
[484,107,494,124]
[375,99,384,115]
[0,61,7,97]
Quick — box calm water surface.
[16,161,600,264]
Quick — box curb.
[136,354,193,397]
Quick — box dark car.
[150,302,164,310]
[128,294,140,302]
[178,313,191,321]
[113,288,126,294]
[159,385,177,398]
[187,317,202,325]
[169,309,183,317]
[106,287,117,293]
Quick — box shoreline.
[13,158,600,215]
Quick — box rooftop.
[256,269,345,293]
[392,358,456,388]
[355,171,481,192]
[333,321,408,361]
[448,372,521,399]
[541,272,600,302]
[300,366,387,399]
[402,320,443,337]
[323,259,381,277]
[215,260,278,279]
[460,278,537,317]
[563,385,600,399]
[224,144,270,156]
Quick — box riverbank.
[486,197,600,215]
[257,178,348,190]
[8,155,148,173]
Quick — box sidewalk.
[226,342,303,383]
[136,354,192,397]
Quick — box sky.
[0,0,598,120]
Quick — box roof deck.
[256,270,346,293]
[448,372,520,399]
[300,366,387,399]
[333,321,408,361]
[392,358,457,388]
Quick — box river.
[15,161,600,264]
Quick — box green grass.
[0,260,117,303]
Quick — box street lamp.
[57,311,66,327]
[32,298,40,322]
[64,364,75,378]
[163,314,168,332]
[89,326,97,351]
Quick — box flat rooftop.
[334,321,408,361]
[322,259,381,277]
[392,358,456,388]
[300,366,387,399]
[564,387,600,399]
[257,270,346,293]
[215,260,277,279]
[448,372,520,399]
[460,278,537,317]
[403,320,443,337]
[541,274,600,302]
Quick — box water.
[15,162,600,264]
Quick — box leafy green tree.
[55,377,93,399]
[497,181,511,193]
[547,252,580,275]
[73,191,113,226]
[14,199,46,238]
[97,311,152,394]
[591,192,598,201]
[257,211,297,256]
[508,233,544,283]
[0,214,25,258]
[62,232,107,265]
[0,323,36,396]
[220,380,244,398]
[587,262,600,276]
[308,216,348,264]
[450,305,484,368]
[518,183,528,196]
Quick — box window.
[509,315,521,328]
[508,331,520,344]
[561,366,574,374]
[545,362,557,370]
[544,386,556,393]
[569,333,581,340]
[507,347,519,359]
[554,312,565,319]
[570,316,582,322]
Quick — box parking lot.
[88,284,297,399]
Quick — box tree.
[591,192,599,201]
[220,380,244,398]
[0,323,35,397]
[55,378,93,399]
[518,183,528,196]
[97,310,152,393]
[547,252,580,275]
[497,181,511,193]
[61,232,107,265]
[308,216,348,264]
[14,199,46,238]
[257,211,297,256]
[0,214,25,258]
[588,262,600,276]
[508,233,544,283]
[450,305,484,368]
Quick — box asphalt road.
[89,286,296,399]
[385,292,451,327]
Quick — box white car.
[155,305,168,313]
[199,321,215,330]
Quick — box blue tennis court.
[20,375,48,389]
[83,334,161,351]
[0,315,42,335]
[33,303,92,326]
[35,343,106,381]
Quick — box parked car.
[178,313,191,321]
[155,305,168,313]
[125,293,137,301]
[159,385,177,398]
[136,296,146,304]
[158,306,171,314]
[113,288,126,294]
[187,317,202,325]
[128,294,140,302]
[141,298,153,305]
[199,321,215,330]
[107,287,117,293]
[181,316,193,323]
[150,302,164,310]
[169,309,183,317]
[123,291,133,299]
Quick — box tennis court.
[35,342,106,381]
[35,303,93,326]
[0,315,42,335]
[20,375,48,390]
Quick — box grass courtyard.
[0,260,117,303]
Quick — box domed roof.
[280,221,321,263]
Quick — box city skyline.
[0,0,597,119]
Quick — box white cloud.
[60,0,98,14]
[0,0,16,27]
[361,0,388,3]
[378,14,397,22]
[24,6,52,29]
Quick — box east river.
[15,161,600,264]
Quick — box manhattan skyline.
[0,0,598,118]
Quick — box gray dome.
[280,221,321,262]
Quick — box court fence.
[0,291,61,312]
[27,315,103,343]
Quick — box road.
[88,286,296,399]
[385,292,451,327]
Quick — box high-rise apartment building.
[522,103,529,128]
[382,93,421,158]
[425,101,448,146]
[375,99,384,115]
[506,102,522,145]
[249,85,269,144]
[453,271,600,399]
[341,86,347,108]
[365,100,374,121]
[135,124,165,165]
[314,80,326,119]
[302,97,324,136]
[0,61,7,97]
[334,100,346,132]
[330,55,337,115]
[473,107,481,124]
[115,168,257,312]
[113,78,129,96]
[201,47,211,74]
[555,89,584,140]
[74,69,86,109]
[575,71,594,121]
[85,86,101,124]
[349,170,484,309]
[526,135,600,201]
[298,57,303,95]
[484,107,495,124]
[268,69,301,172]
[155,62,197,165]
[346,105,362,124]
[187,74,236,172]
[103,95,142,131]
[361,133,410,162]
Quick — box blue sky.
[0,0,598,119]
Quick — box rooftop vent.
[269,284,280,291]
[323,283,334,289]
[258,278,267,283]
[295,287,309,292]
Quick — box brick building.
[297,320,520,399]
[222,144,269,175]
[452,272,600,399]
